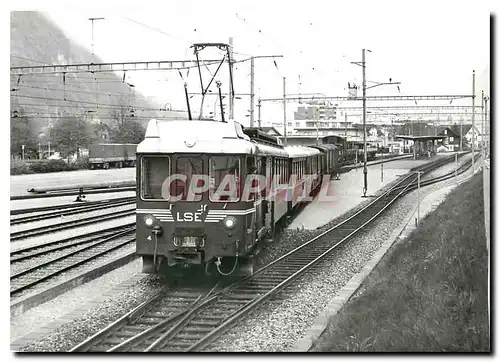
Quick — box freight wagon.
[88,143,137,169]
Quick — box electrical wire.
[122,17,194,46]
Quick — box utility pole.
[345,112,348,138]
[315,110,319,145]
[481,90,484,151]
[89,17,104,111]
[298,75,302,101]
[88,17,105,64]
[257,98,262,128]
[484,95,489,156]
[361,49,368,197]
[249,54,283,128]
[283,77,287,146]
[472,70,475,172]
[460,116,463,151]
[250,57,255,127]
[229,37,234,120]
[416,171,422,226]
[350,48,401,196]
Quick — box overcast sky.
[5,0,495,123]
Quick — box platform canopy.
[394,135,448,141]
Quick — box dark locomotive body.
[136,118,342,276]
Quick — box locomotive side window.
[209,156,241,202]
[141,156,170,200]
[175,156,204,201]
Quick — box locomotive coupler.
[214,257,222,267]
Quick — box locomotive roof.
[137,119,288,157]
[284,146,321,158]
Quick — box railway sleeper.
[243,282,282,288]
[236,284,271,289]
[193,314,228,321]
[121,325,149,332]
[137,318,165,325]
[162,340,194,348]
[223,293,258,300]
[89,346,114,353]
[113,330,141,338]
[169,292,208,298]
[172,333,205,341]
[144,311,185,318]
[217,298,255,305]
[251,277,288,283]
[182,326,217,334]
[102,337,132,345]
[188,319,222,326]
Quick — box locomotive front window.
[174,156,204,201]
[141,156,170,200]
[209,156,241,202]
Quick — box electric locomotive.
[136,118,342,276]
[136,118,291,276]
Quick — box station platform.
[288,157,433,230]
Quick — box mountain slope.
[10,11,185,138]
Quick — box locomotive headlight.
[223,216,237,230]
[144,215,155,227]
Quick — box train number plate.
[180,236,198,247]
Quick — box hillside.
[10,11,186,141]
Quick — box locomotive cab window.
[209,156,241,202]
[141,156,170,200]
[175,156,204,201]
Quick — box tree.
[113,120,146,144]
[50,116,93,157]
[109,101,145,143]
[10,107,37,157]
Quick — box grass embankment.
[312,173,489,352]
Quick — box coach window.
[280,159,284,183]
[209,156,241,202]
[141,156,170,200]
[284,159,287,183]
[285,160,289,183]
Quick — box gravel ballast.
[204,166,476,352]
[11,158,476,352]
[13,266,165,352]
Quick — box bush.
[28,159,72,173]
[10,158,33,175]
[11,156,99,175]
[69,156,89,170]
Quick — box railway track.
[10,227,136,300]
[11,197,135,216]
[70,154,474,352]
[10,197,135,225]
[10,207,136,242]
[11,223,135,263]
[71,283,223,352]
[391,152,478,194]
[11,184,135,201]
